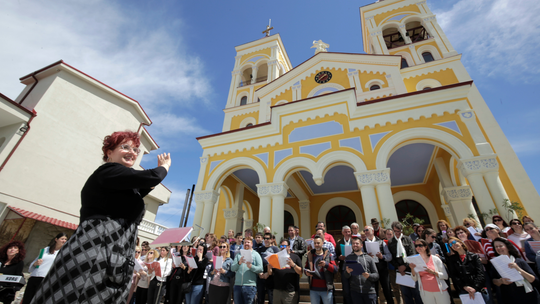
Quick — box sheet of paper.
[345,260,365,276]
[133,260,143,273]
[240,249,253,263]
[365,242,380,262]
[528,241,540,253]
[340,244,353,257]
[277,249,290,268]
[306,269,321,279]
[305,239,314,249]
[490,255,522,282]
[459,292,486,304]
[465,240,485,258]
[172,255,183,267]
[186,256,198,269]
[214,256,223,269]
[396,273,415,288]
[406,254,428,273]
[430,247,438,255]
[468,227,482,241]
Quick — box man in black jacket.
[287,226,306,257]
[344,237,379,304]
[364,225,394,304]
[336,225,353,304]
[387,222,423,304]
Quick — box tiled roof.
[9,206,78,230]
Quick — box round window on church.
[395,200,431,227]
[326,206,356,236]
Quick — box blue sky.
[1,0,539,229]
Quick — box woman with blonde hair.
[147,247,173,304]
[135,249,157,304]
[208,242,234,304]
[463,217,483,239]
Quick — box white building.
[0,60,171,267]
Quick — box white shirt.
[29,247,60,277]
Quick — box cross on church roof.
[262,19,274,37]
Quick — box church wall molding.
[205,156,268,191]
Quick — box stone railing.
[138,218,168,236]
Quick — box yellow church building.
[192,0,540,240]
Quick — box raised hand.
[158,153,172,171]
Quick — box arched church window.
[326,205,356,235]
[422,52,435,63]
[284,211,294,236]
[395,200,431,227]
[370,85,381,91]
[240,96,247,106]
[406,21,430,43]
[422,87,432,90]
[382,27,406,49]
[401,58,409,69]
[246,123,253,127]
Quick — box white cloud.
[510,138,540,155]
[435,0,540,81]
[0,0,211,140]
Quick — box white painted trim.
[393,51,415,68]
[236,91,250,106]
[207,157,268,191]
[274,156,317,183]
[243,200,253,220]
[284,204,299,228]
[317,197,364,228]
[376,128,474,169]
[365,79,385,90]
[416,79,442,91]
[220,186,233,209]
[417,45,442,62]
[275,100,288,106]
[307,83,346,98]
[239,117,257,128]
[393,190,439,226]
[314,151,368,185]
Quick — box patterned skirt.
[30,217,138,304]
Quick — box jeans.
[186,284,204,304]
[350,291,377,304]
[400,284,423,304]
[234,285,257,304]
[309,290,333,304]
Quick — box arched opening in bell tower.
[406,21,430,44]
[383,27,406,49]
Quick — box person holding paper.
[384,228,403,304]
[169,243,191,304]
[446,237,490,304]
[30,131,171,304]
[231,233,244,260]
[256,233,280,304]
[22,233,68,304]
[423,229,446,262]
[230,237,263,304]
[208,242,233,304]
[344,237,379,304]
[337,225,354,304]
[364,226,394,304]
[492,215,511,236]
[147,247,173,304]
[463,218,483,239]
[491,237,540,303]
[387,221,423,304]
[185,244,210,304]
[507,219,530,250]
[409,239,450,304]
[268,239,303,304]
[454,226,474,242]
[304,235,336,304]
[523,222,540,263]
[135,249,156,304]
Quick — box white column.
[459,158,498,216]
[251,66,258,84]
[442,186,479,225]
[299,200,311,240]
[440,204,456,227]
[398,25,412,44]
[359,185,380,225]
[484,171,515,220]
[192,201,204,236]
[257,184,273,227]
[194,190,220,236]
[355,168,397,224]
[271,184,289,239]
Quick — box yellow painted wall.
[358,71,388,92]
[375,5,421,26]
[389,47,413,56]
[416,40,443,59]
[244,189,260,226]
[230,111,259,130]
[402,68,459,92]
[300,68,351,100]
[271,88,293,106]
[240,49,272,65]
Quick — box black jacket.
[290,236,306,257]
[447,252,485,292]
[387,235,415,271]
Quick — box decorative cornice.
[299,200,310,211]
[458,155,499,177]
[194,190,220,204]
[441,204,452,216]
[256,182,289,197]
[355,168,391,186]
[442,186,472,202]
[224,208,243,219]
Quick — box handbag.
[181,282,192,293]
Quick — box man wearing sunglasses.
[256,233,280,304]
[268,239,303,304]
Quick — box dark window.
[395,200,431,227]
[326,206,356,236]
[422,52,435,63]
[401,58,409,69]
[257,98,260,103]
[284,211,294,237]
[240,96,247,106]
[246,123,253,127]
[370,85,381,91]
[422,87,432,90]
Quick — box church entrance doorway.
[395,199,431,228]
[325,205,356,238]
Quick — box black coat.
[387,235,415,272]
[447,252,485,292]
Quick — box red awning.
[8,206,78,230]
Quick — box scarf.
[509,256,534,293]
[395,234,407,262]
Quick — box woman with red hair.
[0,240,26,303]
[31,131,171,304]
